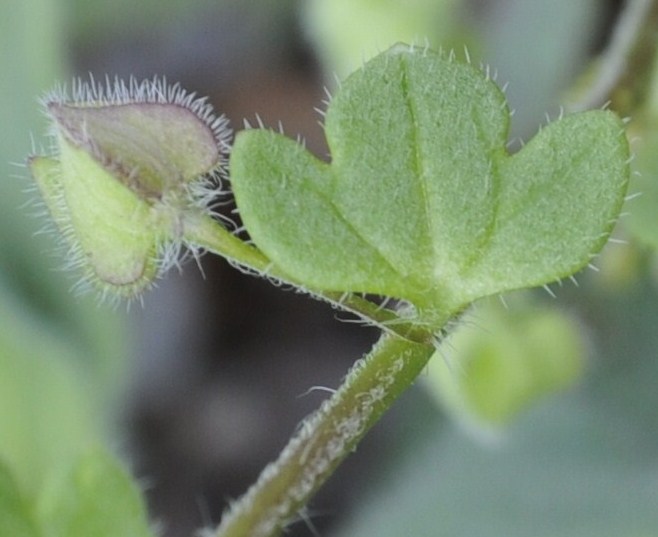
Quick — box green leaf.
[230,44,629,322]
[0,461,40,537]
[301,0,461,78]
[37,449,154,537]
[425,298,585,428]
[0,278,99,497]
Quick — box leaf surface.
[231,45,629,319]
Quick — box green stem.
[183,214,434,344]
[213,332,436,537]
[569,0,658,113]
[183,213,448,536]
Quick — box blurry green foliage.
[1,1,142,534]
[37,449,154,537]
[0,280,98,495]
[426,298,585,428]
[0,462,39,537]
[302,0,463,78]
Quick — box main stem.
[182,214,445,536]
[214,333,436,537]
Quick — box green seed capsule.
[28,78,231,300]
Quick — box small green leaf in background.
[301,0,462,78]
[425,297,585,429]
[0,461,40,537]
[37,449,154,537]
[0,278,98,497]
[230,44,629,323]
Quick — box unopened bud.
[28,78,231,299]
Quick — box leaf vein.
[399,59,435,267]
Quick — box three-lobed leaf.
[230,44,629,323]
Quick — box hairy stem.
[183,213,448,536]
[213,333,437,537]
[184,214,434,344]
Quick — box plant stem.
[184,214,434,344]
[213,332,437,537]
[183,213,448,536]
[569,0,658,113]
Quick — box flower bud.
[28,78,231,299]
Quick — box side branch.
[183,214,435,344]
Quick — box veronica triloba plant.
[28,77,231,301]
[24,44,631,537]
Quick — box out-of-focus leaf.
[301,0,463,78]
[2,0,133,434]
[0,461,40,537]
[37,449,154,537]
[425,299,585,428]
[1,0,64,271]
[0,278,98,496]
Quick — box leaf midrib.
[399,56,435,283]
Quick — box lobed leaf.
[230,44,629,322]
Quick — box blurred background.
[3,1,658,536]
